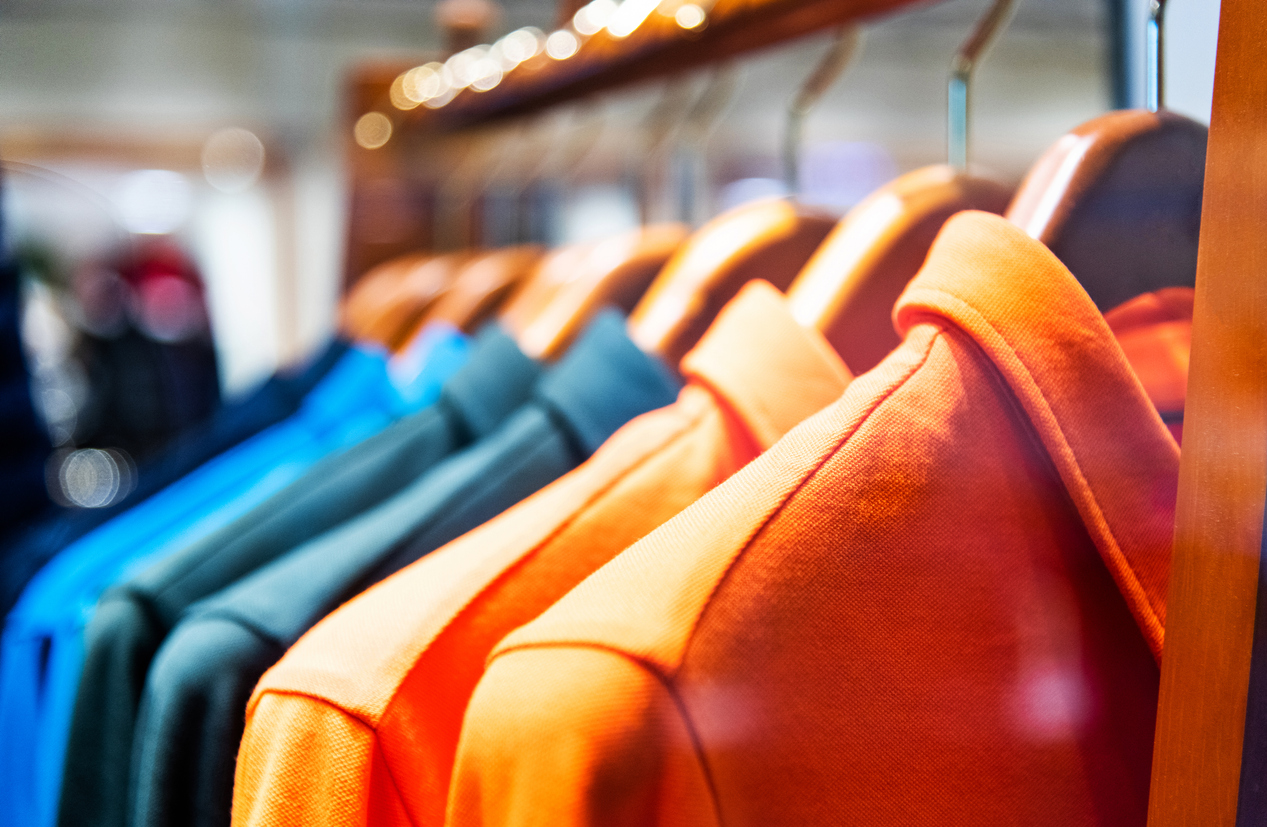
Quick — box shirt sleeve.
[58,592,164,827]
[131,616,284,827]
[233,692,411,827]
[447,646,720,827]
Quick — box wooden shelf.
[395,0,929,132]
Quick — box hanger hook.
[1146,0,1167,112]
[677,66,738,223]
[948,0,1017,170]
[783,26,862,196]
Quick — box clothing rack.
[393,0,925,131]
[1148,0,1267,823]
[345,2,1265,815]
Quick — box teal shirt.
[55,323,539,827]
[129,311,679,827]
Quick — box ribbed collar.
[439,323,542,441]
[534,310,681,457]
[895,211,1179,658]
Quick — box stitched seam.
[242,692,419,827]
[374,727,420,827]
[675,329,942,681]
[490,642,725,827]
[485,333,939,825]
[685,374,767,458]
[534,397,591,466]
[412,405,708,676]
[251,688,378,732]
[910,287,1162,635]
[110,587,170,639]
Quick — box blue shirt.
[0,337,349,625]
[0,329,469,827]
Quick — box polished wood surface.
[628,198,836,367]
[786,164,1011,374]
[1006,108,1207,312]
[518,223,688,360]
[419,244,544,336]
[364,251,475,349]
[400,0,924,132]
[341,252,432,341]
[498,241,599,344]
[1147,1,1267,824]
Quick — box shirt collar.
[681,280,852,452]
[297,347,399,426]
[535,310,682,457]
[894,210,1179,658]
[440,323,542,441]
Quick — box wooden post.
[1148,1,1267,824]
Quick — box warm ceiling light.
[354,112,392,149]
[423,86,458,109]
[390,75,419,110]
[573,0,617,35]
[607,0,662,38]
[674,3,706,29]
[545,29,580,59]
[402,63,446,103]
[495,27,544,68]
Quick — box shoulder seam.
[488,641,725,827]
[422,404,710,679]
[678,329,944,678]
[910,286,1164,650]
[239,691,420,827]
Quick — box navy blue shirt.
[128,312,679,827]
[0,338,347,623]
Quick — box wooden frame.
[1148,1,1267,824]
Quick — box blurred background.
[0,0,1220,520]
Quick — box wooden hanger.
[411,245,545,341]
[497,242,601,343]
[340,252,432,341]
[789,168,1011,373]
[494,90,694,360]
[1005,0,1206,312]
[786,2,1014,375]
[628,198,837,367]
[516,223,689,360]
[1006,109,1206,312]
[363,251,475,350]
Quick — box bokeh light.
[113,170,192,235]
[546,29,580,60]
[201,128,266,194]
[354,112,393,149]
[675,3,706,29]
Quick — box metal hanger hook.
[782,26,863,197]
[1146,0,1168,112]
[948,0,1017,170]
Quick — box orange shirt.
[1103,287,1192,444]
[231,281,853,827]
[447,212,1182,827]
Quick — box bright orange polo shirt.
[231,281,853,827]
[447,211,1182,827]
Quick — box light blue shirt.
[0,328,469,827]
